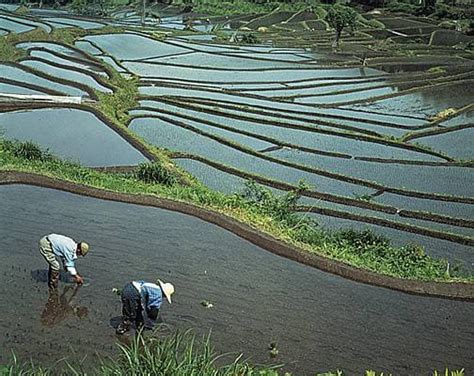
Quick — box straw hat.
[157,279,175,304]
[79,242,89,256]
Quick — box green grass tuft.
[136,161,180,186]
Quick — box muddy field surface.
[0,184,473,375]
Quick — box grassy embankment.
[0,330,466,375]
[0,26,472,282]
[1,138,472,283]
[172,0,322,16]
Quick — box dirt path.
[0,184,472,375]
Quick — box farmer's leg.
[135,307,145,331]
[117,283,140,334]
[39,236,60,289]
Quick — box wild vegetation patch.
[0,329,467,375]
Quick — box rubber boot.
[116,320,132,335]
[48,269,60,290]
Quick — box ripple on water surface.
[83,33,190,60]
[412,127,474,160]
[20,60,112,93]
[0,16,36,33]
[0,83,45,95]
[0,108,147,167]
[0,63,88,97]
[41,16,105,29]
[129,116,375,197]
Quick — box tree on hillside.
[325,4,358,48]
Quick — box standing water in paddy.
[0,1,473,374]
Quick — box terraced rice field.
[0,2,473,373]
[1,1,473,265]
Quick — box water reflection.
[41,285,88,327]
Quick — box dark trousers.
[121,282,143,327]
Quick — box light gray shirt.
[48,234,78,275]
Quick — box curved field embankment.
[1,170,472,300]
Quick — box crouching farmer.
[116,279,175,335]
[39,234,89,289]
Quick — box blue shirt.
[48,234,78,274]
[132,280,163,311]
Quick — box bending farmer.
[116,279,175,335]
[39,233,90,289]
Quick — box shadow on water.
[31,269,71,284]
[109,315,122,329]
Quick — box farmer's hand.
[74,275,84,285]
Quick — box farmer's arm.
[64,259,83,285]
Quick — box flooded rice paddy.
[0,4,473,374]
[0,185,473,375]
[0,108,147,166]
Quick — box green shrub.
[240,33,259,44]
[313,5,327,20]
[14,5,30,15]
[0,36,25,61]
[1,139,53,162]
[240,179,315,228]
[69,0,88,13]
[385,0,420,14]
[136,161,179,186]
[335,228,390,252]
[325,5,359,47]
[432,3,463,20]
[426,66,447,74]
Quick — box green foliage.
[14,5,30,15]
[1,333,466,376]
[385,0,420,14]
[0,36,25,61]
[1,353,52,375]
[325,5,358,33]
[325,4,358,47]
[426,66,447,74]
[136,161,180,186]
[240,33,259,44]
[96,74,139,124]
[95,330,280,375]
[173,0,325,16]
[240,179,315,230]
[432,369,465,376]
[70,0,87,13]
[1,139,53,162]
[431,3,471,20]
[331,229,454,279]
[336,228,390,251]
